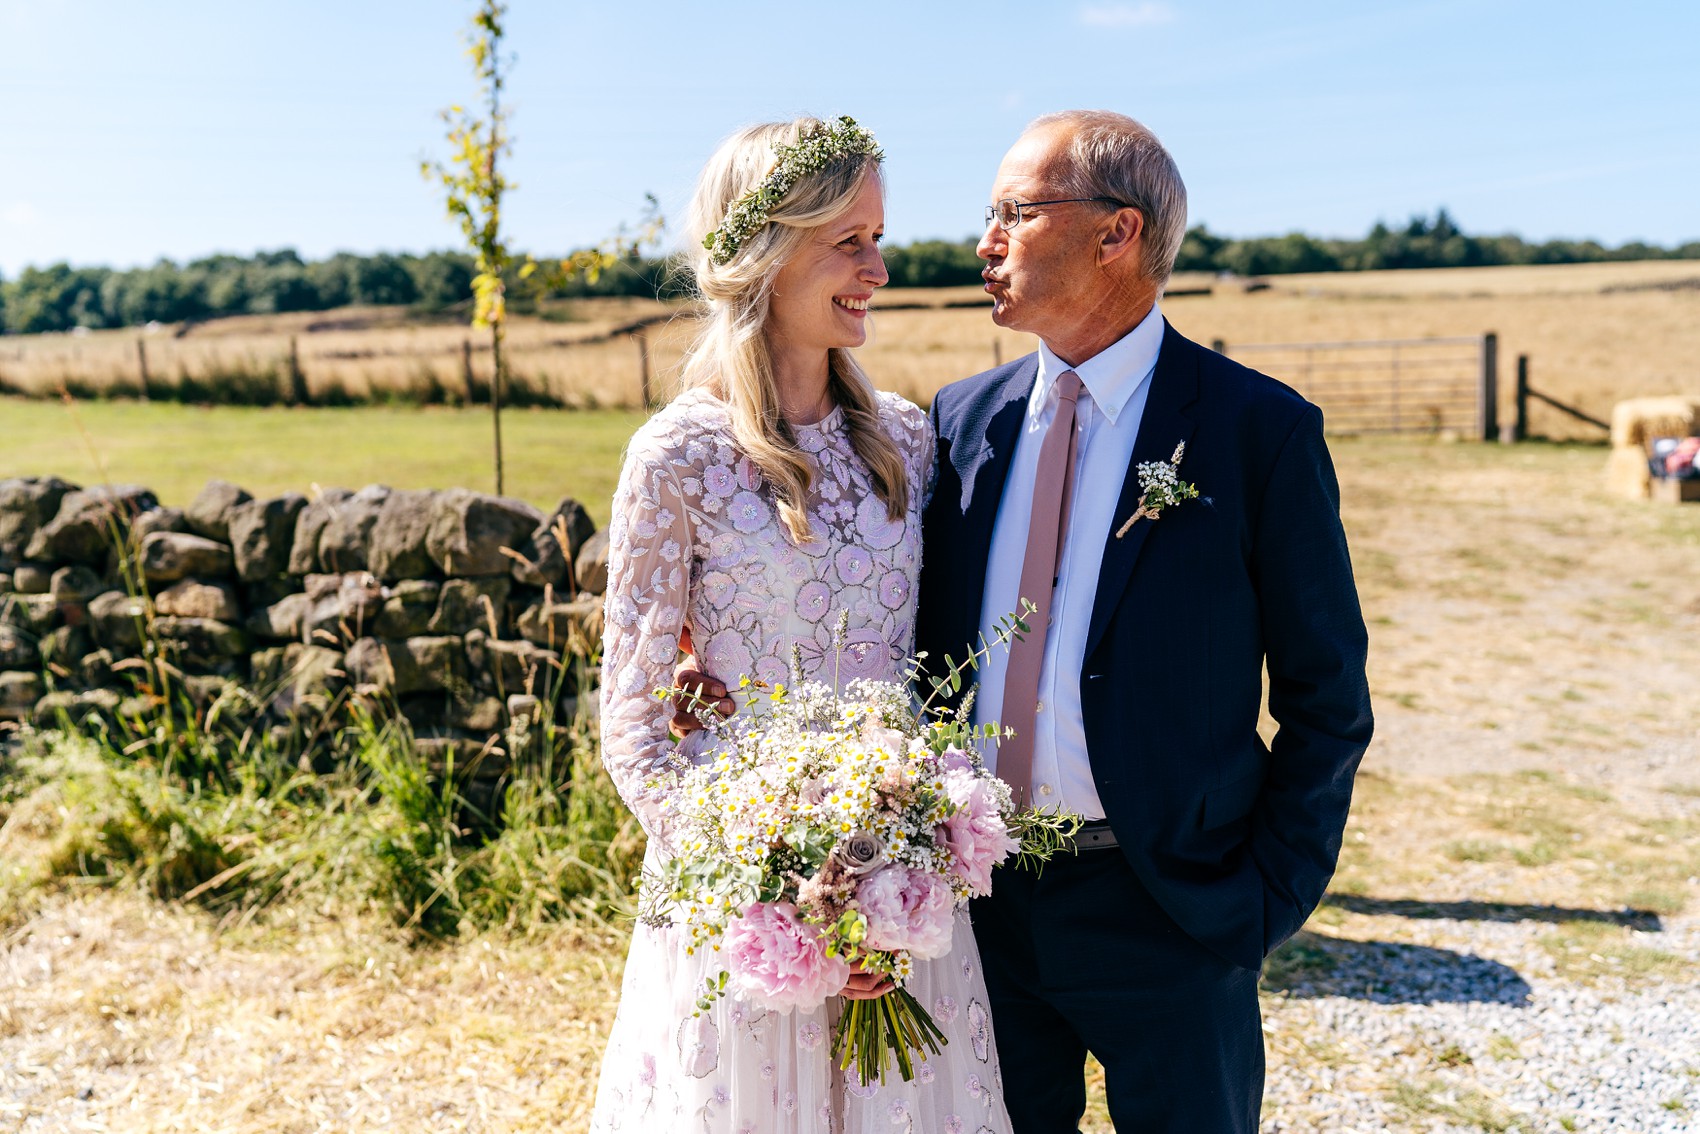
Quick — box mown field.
[3,261,1698,441]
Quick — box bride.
[589,116,1011,1133]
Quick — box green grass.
[0,396,648,525]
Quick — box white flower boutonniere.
[1115,441,1199,538]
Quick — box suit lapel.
[1083,324,1201,661]
[948,356,1039,647]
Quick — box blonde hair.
[681,117,908,544]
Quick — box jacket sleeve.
[1247,404,1374,954]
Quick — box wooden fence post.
[287,336,308,405]
[992,339,1003,368]
[1514,354,1529,442]
[1479,332,1499,442]
[636,330,652,409]
[135,337,151,401]
[462,338,476,405]
[1211,338,1225,354]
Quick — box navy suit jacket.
[916,321,1374,972]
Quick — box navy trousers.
[970,848,1263,1133]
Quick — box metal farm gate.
[1213,333,1498,439]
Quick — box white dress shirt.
[972,305,1165,819]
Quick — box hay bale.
[1608,396,1700,449]
[1605,395,1700,499]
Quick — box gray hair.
[1026,110,1188,287]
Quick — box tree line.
[3,211,1695,336]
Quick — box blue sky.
[2,0,1696,275]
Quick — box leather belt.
[1073,819,1119,852]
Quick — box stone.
[25,485,157,564]
[130,506,190,541]
[246,592,311,642]
[140,531,234,584]
[516,595,602,654]
[242,576,303,609]
[374,580,440,639]
[77,649,116,690]
[288,488,352,575]
[301,573,384,646]
[12,563,51,595]
[574,529,610,595]
[49,565,107,606]
[429,576,510,637]
[318,485,390,574]
[228,493,306,582]
[43,624,93,667]
[0,476,78,559]
[506,693,543,723]
[251,643,344,708]
[368,489,439,582]
[447,693,504,732]
[155,578,242,622]
[465,628,567,696]
[87,591,150,653]
[426,489,543,578]
[0,573,11,596]
[1,593,57,638]
[31,688,121,731]
[510,498,596,591]
[153,616,248,672]
[0,671,44,722]
[344,635,463,696]
[185,479,253,542]
[0,625,39,670]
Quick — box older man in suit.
[913,109,1373,1132]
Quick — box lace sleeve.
[599,433,694,852]
[881,391,938,512]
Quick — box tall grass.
[0,703,642,937]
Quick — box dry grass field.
[3,261,1697,441]
[4,430,1699,1131]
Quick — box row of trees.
[4,211,1696,336]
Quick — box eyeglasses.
[984,196,1132,231]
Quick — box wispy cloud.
[1078,2,1176,28]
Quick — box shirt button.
[1039,783,1054,797]
[1035,701,1044,713]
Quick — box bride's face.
[766,168,888,358]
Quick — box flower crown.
[702,116,884,267]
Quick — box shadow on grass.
[1323,894,1663,932]
[1262,931,1532,1006]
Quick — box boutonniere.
[1115,441,1199,538]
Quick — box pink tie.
[999,370,1082,807]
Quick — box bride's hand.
[670,659,735,737]
[840,963,894,1001]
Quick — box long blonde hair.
[681,117,909,544]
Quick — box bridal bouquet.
[642,612,1077,1085]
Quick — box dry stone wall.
[0,476,612,775]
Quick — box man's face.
[976,125,1116,341]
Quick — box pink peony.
[937,769,1020,895]
[724,902,850,1013]
[856,865,957,960]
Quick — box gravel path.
[1260,912,1700,1132]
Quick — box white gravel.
[1260,913,1700,1132]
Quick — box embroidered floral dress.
[590,387,1011,1134]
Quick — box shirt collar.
[1034,304,1165,426]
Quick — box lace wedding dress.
[590,387,1012,1134]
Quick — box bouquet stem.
[833,987,949,1086]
